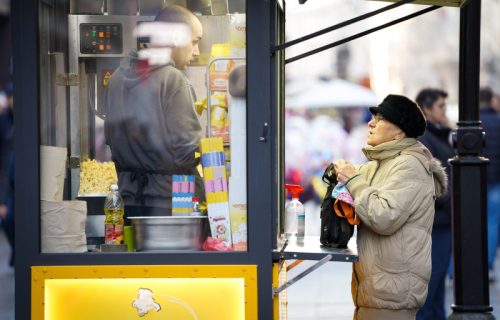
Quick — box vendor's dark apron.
[116,166,192,206]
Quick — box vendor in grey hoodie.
[334,95,448,320]
[104,5,204,220]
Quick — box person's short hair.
[415,88,448,109]
[479,87,493,106]
[154,4,195,26]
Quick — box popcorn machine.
[66,13,136,198]
[62,1,247,247]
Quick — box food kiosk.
[12,0,491,319]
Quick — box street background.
[1,1,499,319]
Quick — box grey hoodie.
[346,138,447,317]
[104,51,204,209]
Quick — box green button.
[92,31,96,37]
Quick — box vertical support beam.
[12,0,39,320]
[247,1,274,318]
[449,0,494,319]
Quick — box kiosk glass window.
[39,0,247,254]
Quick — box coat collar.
[362,138,418,161]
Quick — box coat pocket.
[370,260,410,304]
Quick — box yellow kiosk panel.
[32,265,258,320]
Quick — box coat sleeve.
[164,84,203,169]
[346,157,430,236]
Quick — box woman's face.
[367,114,404,147]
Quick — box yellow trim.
[32,265,258,320]
[272,262,288,320]
[273,263,280,320]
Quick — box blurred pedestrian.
[479,87,500,280]
[334,94,447,320]
[0,82,14,266]
[485,89,500,114]
[415,88,454,320]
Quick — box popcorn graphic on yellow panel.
[132,288,161,317]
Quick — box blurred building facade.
[285,0,500,105]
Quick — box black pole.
[449,0,494,319]
[273,0,415,52]
[285,5,440,65]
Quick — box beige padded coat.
[346,138,448,319]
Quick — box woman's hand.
[334,159,358,184]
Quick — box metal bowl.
[128,216,208,251]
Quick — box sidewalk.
[287,249,500,320]
[0,229,14,320]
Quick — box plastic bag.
[202,236,232,251]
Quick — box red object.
[202,237,232,251]
[284,183,304,199]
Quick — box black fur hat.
[369,94,426,138]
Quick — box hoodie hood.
[363,138,448,198]
[119,50,174,89]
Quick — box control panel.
[80,23,123,54]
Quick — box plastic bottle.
[191,196,201,216]
[104,184,125,245]
[284,184,305,239]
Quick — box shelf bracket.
[273,254,332,296]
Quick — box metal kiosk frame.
[12,0,491,319]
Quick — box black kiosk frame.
[12,0,491,319]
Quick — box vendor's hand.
[334,160,358,184]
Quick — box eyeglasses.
[370,114,385,124]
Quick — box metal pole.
[449,0,494,318]
[273,255,332,295]
[273,0,415,52]
[285,5,440,65]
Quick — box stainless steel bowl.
[129,216,208,251]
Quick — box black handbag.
[319,163,354,248]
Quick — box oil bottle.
[104,184,125,245]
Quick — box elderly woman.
[334,94,448,320]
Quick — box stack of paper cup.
[200,137,232,248]
[40,145,67,201]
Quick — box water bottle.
[104,184,125,245]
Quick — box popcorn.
[79,159,117,194]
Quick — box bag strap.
[322,163,337,185]
[333,199,360,225]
